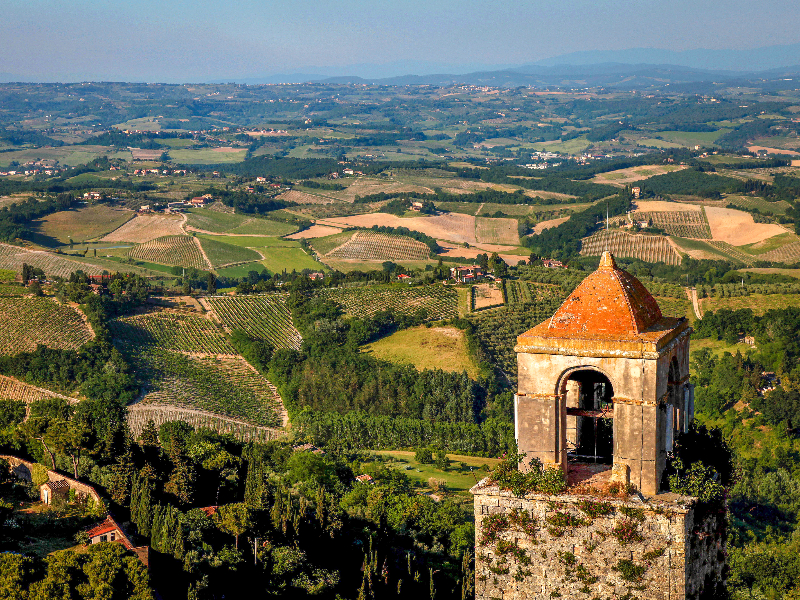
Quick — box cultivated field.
[592,164,686,186]
[632,210,711,239]
[318,285,459,321]
[128,403,285,443]
[580,230,681,265]
[532,217,569,234]
[102,214,186,243]
[277,189,337,205]
[321,212,478,245]
[0,243,104,278]
[700,293,800,315]
[109,310,235,355]
[0,297,93,355]
[706,241,757,265]
[725,195,791,215]
[324,231,431,261]
[361,326,478,378]
[309,232,356,255]
[0,374,78,404]
[133,351,283,427]
[475,217,519,245]
[503,280,564,304]
[185,209,296,236]
[128,235,209,269]
[632,201,700,213]
[284,224,344,240]
[472,283,504,310]
[757,241,800,264]
[31,205,134,245]
[206,293,303,350]
[704,206,786,246]
[198,237,262,267]
[111,308,284,426]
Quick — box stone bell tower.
[514,251,693,495]
[471,253,724,600]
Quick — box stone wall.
[473,481,725,600]
[0,454,102,505]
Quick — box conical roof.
[545,251,662,337]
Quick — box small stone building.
[472,252,723,600]
[40,479,70,505]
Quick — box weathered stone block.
[472,483,725,600]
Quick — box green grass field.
[309,231,355,255]
[185,209,296,236]
[198,237,263,267]
[195,233,324,273]
[740,268,800,279]
[368,451,501,497]
[725,195,791,216]
[648,129,732,147]
[361,326,478,378]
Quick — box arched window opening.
[563,370,614,466]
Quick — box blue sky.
[2,0,800,82]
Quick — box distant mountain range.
[2,43,800,87]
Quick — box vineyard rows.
[0,243,103,278]
[706,241,757,266]
[207,293,303,350]
[325,231,431,261]
[503,280,564,305]
[696,282,800,298]
[632,211,711,239]
[468,299,565,382]
[127,403,286,443]
[110,310,235,355]
[580,230,681,265]
[0,374,79,404]
[128,348,283,427]
[318,284,458,321]
[0,297,94,355]
[128,235,209,270]
[755,241,800,264]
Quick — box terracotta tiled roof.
[86,516,120,538]
[43,479,70,491]
[545,252,662,338]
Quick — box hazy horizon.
[2,0,800,83]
